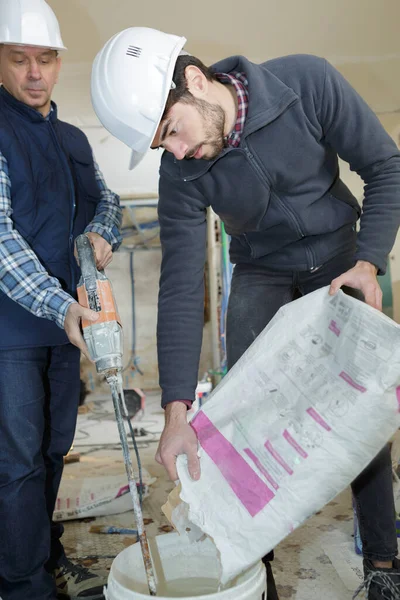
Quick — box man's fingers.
[68,326,92,361]
[329,263,382,311]
[163,454,179,481]
[362,283,382,310]
[329,276,343,296]
[328,283,338,296]
[81,234,113,271]
[363,287,377,309]
[187,451,201,481]
[156,449,200,481]
[80,307,100,322]
[155,445,178,480]
[375,287,383,312]
[76,339,92,362]
[96,251,113,271]
[68,302,99,323]
[64,304,98,360]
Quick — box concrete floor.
[60,391,399,599]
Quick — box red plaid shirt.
[215,72,249,147]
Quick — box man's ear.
[55,54,62,84]
[184,65,208,99]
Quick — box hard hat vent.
[126,45,142,58]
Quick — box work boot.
[353,557,400,599]
[55,556,107,599]
[262,552,279,600]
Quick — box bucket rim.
[106,533,266,600]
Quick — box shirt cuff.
[84,223,122,250]
[40,289,76,329]
[164,399,193,410]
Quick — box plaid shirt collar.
[215,72,249,148]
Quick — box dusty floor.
[60,391,399,599]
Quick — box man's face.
[151,96,226,161]
[0,45,61,115]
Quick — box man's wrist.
[165,400,190,423]
[355,260,378,275]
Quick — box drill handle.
[76,234,106,313]
[76,234,100,280]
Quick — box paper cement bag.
[54,471,156,521]
[176,287,400,584]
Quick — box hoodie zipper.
[47,120,77,290]
[243,144,317,269]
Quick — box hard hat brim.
[1,40,67,51]
[129,150,146,170]
[127,35,187,170]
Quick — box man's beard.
[185,98,226,160]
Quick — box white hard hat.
[0,0,67,51]
[91,27,186,170]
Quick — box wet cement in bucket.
[147,577,220,597]
[107,533,266,600]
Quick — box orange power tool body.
[76,233,123,376]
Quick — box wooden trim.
[119,193,158,200]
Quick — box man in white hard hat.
[91,27,400,600]
[0,1,122,599]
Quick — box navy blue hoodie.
[157,54,400,406]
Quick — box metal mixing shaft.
[108,375,157,596]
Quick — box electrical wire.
[119,210,161,376]
[126,417,143,505]
[72,441,156,450]
[121,251,143,376]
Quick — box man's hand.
[64,302,99,360]
[75,232,113,271]
[329,260,382,310]
[155,401,200,481]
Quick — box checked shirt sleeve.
[84,159,122,249]
[0,152,75,329]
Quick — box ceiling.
[44,0,400,195]
[48,0,400,65]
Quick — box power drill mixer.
[76,233,157,596]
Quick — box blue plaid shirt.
[0,151,122,329]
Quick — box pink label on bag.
[264,440,294,475]
[396,387,400,412]
[329,320,341,336]
[306,407,331,431]
[339,372,367,393]
[283,429,308,458]
[117,485,129,498]
[244,448,279,491]
[191,412,274,517]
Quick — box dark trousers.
[0,344,81,600]
[226,251,398,562]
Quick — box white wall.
[48,0,400,67]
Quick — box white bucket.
[105,533,267,600]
